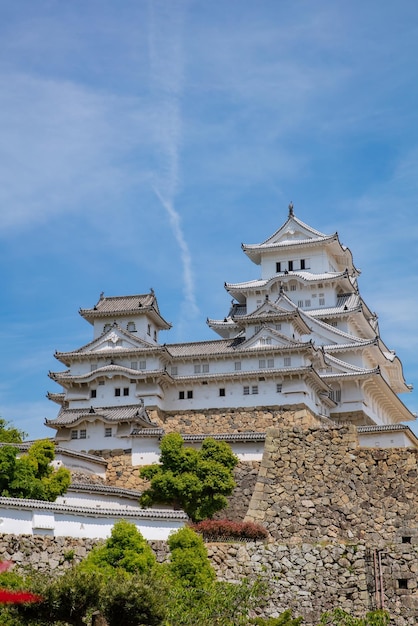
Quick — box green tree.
[0,440,71,501]
[81,519,156,575]
[0,418,26,444]
[140,433,238,521]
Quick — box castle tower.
[46,207,415,450]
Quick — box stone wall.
[208,541,418,625]
[2,533,416,624]
[245,425,418,546]
[150,407,321,434]
[214,461,260,522]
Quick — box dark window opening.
[402,536,412,544]
[123,387,129,396]
[187,390,193,399]
[276,262,281,273]
[398,579,408,590]
[90,389,97,398]
[114,388,121,397]
[219,388,225,397]
[179,391,185,400]
[288,260,293,271]
[300,259,306,269]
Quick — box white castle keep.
[45,205,416,452]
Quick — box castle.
[0,206,416,624]
[45,204,416,452]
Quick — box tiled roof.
[49,364,168,383]
[182,432,266,443]
[46,404,156,427]
[167,338,245,357]
[244,233,338,251]
[0,496,188,519]
[130,428,165,437]
[225,270,349,291]
[357,424,409,433]
[69,483,142,499]
[309,293,361,317]
[83,293,156,314]
[323,338,378,352]
[55,447,107,464]
[79,293,171,329]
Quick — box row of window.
[91,361,147,372]
[71,427,112,440]
[90,387,130,398]
[297,298,325,307]
[276,259,309,273]
[178,383,283,400]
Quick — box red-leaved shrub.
[190,519,268,542]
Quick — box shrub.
[190,519,269,542]
[167,526,216,589]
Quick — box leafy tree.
[0,440,70,501]
[81,519,156,575]
[140,433,238,521]
[0,418,26,444]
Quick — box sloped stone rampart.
[214,461,260,522]
[245,425,418,546]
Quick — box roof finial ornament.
[288,201,294,218]
[99,291,104,300]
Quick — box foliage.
[81,519,156,575]
[14,566,104,626]
[166,577,267,626]
[101,570,168,626]
[190,519,269,542]
[140,433,239,521]
[0,440,71,501]
[251,609,303,625]
[318,608,390,626]
[167,526,215,589]
[0,419,26,444]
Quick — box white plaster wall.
[186,440,264,461]
[162,378,317,413]
[358,431,414,448]
[131,438,161,466]
[0,505,185,540]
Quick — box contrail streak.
[148,0,198,317]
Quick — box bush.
[190,519,269,542]
[167,527,215,589]
[81,519,156,575]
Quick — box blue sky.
[0,0,417,439]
